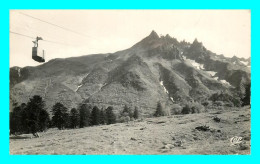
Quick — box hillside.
[10,31,251,114]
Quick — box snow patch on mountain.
[75,84,83,92]
[212,76,231,87]
[18,68,21,77]
[101,83,107,90]
[159,81,175,102]
[220,79,231,87]
[160,81,169,94]
[240,60,249,66]
[183,56,204,70]
[206,71,217,77]
[170,97,174,102]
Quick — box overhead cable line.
[10,31,69,46]
[10,31,108,52]
[19,12,95,39]
[10,31,35,39]
[10,23,70,43]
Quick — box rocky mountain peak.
[148,30,160,39]
[232,55,239,59]
[165,34,171,38]
[192,38,202,46]
[132,30,160,49]
[189,38,204,53]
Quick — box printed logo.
[230,136,243,145]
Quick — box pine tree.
[20,103,28,133]
[51,102,69,130]
[121,104,133,118]
[236,77,247,107]
[106,106,116,125]
[123,105,130,114]
[79,103,91,128]
[70,108,80,128]
[10,103,26,135]
[133,106,139,119]
[99,108,106,125]
[242,83,251,106]
[91,106,100,126]
[38,109,50,131]
[25,95,49,135]
[154,101,164,117]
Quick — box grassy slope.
[10,107,250,155]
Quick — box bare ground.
[10,106,251,155]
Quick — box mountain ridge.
[10,31,251,114]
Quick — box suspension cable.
[19,12,95,39]
[10,31,71,46]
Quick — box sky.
[9,10,251,67]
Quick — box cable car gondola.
[32,36,45,63]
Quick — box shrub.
[202,101,210,107]
[106,106,117,125]
[181,102,205,114]
[192,102,205,113]
[216,106,224,110]
[119,116,130,123]
[171,104,182,115]
[209,91,242,107]
[225,101,234,107]
[122,105,130,114]
[154,101,165,117]
[181,104,191,114]
[121,105,134,118]
[213,101,224,106]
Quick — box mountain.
[10,31,251,115]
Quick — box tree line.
[10,96,50,137]
[10,95,208,136]
[12,92,249,136]
[10,95,140,136]
[51,102,118,130]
